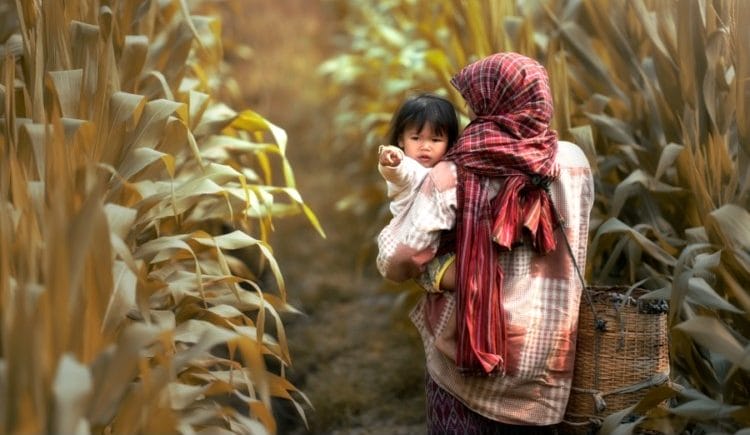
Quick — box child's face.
[399,123,448,168]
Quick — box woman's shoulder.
[557,140,591,170]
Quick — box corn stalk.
[0,0,320,433]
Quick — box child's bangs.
[410,105,450,137]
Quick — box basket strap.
[539,181,606,390]
[538,181,603,330]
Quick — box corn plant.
[322,0,749,432]
[0,0,320,433]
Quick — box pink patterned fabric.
[445,52,560,375]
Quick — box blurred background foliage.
[1,0,749,434]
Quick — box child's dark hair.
[387,93,459,149]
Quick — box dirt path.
[220,2,428,433]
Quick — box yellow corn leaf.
[463,0,491,58]
[206,291,268,311]
[202,161,245,184]
[248,400,276,434]
[194,102,237,137]
[150,245,197,264]
[693,250,722,272]
[118,147,173,182]
[654,143,684,181]
[591,218,677,266]
[127,99,186,152]
[275,187,324,237]
[66,187,113,354]
[135,235,194,264]
[52,354,92,435]
[0,33,23,59]
[254,292,300,315]
[153,117,188,164]
[280,157,296,189]
[173,319,236,345]
[206,304,244,319]
[231,110,288,155]
[102,260,137,336]
[43,4,72,70]
[703,29,734,134]
[236,336,270,408]
[176,0,205,50]
[598,404,638,434]
[173,176,224,197]
[193,229,258,250]
[46,70,82,118]
[206,289,300,315]
[201,135,279,161]
[118,35,149,93]
[185,126,204,168]
[717,265,750,315]
[685,277,742,313]
[670,397,742,419]
[630,0,672,62]
[253,151,272,185]
[585,112,637,145]
[109,92,146,135]
[735,2,750,152]
[167,383,208,411]
[610,169,682,218]
[675,316,750,370]
[558,20,623,98]
[18,122,47,179]
[228,414,269,435]
[233,324,278,350]
[676,0,703,110]
[566,125,595,162]
[103,203,137,241]
[141,69,176,100]
[88,323,161,424]
[706,204,750,250]
[188,90,210,130]
[149,310,176,332]
[425,49,456,95]
[110,360,175,435]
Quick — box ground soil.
[220,2,428,434]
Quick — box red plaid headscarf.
[445,52,559,375]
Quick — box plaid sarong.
[445,52,559,375]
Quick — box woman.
[376,52,595,433]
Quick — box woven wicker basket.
[561,286,670,434]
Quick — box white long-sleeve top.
[378,151,431,217]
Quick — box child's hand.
[378,145,402,167]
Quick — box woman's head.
[387,93,459,166]
[450,52,553,130]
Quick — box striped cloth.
[445,52,560,375]
[376,140,594,425]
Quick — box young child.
[377,93,459,359]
